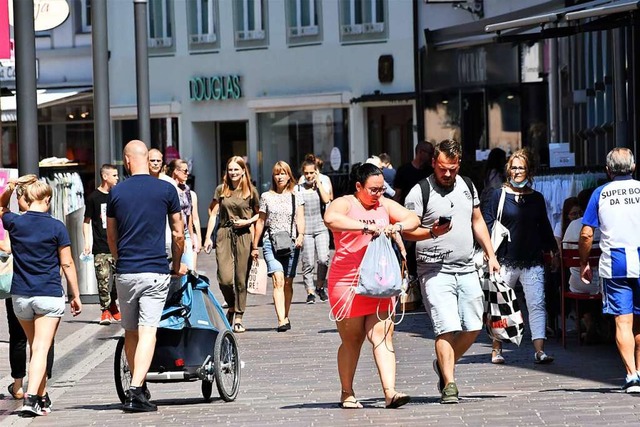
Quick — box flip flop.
[340,398,363,409]
[385,392,411,409]
[233,323,246,333]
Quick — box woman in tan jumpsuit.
[204,156,259,333]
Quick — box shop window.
[257,108,349,195]
[187,0,220,50]
[285,0,322,45]
[233,0,268,49]
[81,0,92,33]
[148,0,174,51]
[424,92,461,145]
[487,90,522,156]
[339,0,387,44]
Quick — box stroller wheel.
[114,337,131,404]
[214,330,241,401]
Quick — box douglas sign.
[188,75,242,102]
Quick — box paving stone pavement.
[1,253,640,426]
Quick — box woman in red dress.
[324,163,419,409]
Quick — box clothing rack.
[41,170,97,302]
[533,171,607,232]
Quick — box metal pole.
[14,0,39,175]
[92,0,111,182]
[412,0,424,144]
[134,0,151,146]
[548,37,559,144]
[613,28,628,148]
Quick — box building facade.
[419,0,639,183]
[107,0,417,221]
[1,0,95,182]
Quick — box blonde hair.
[271,161,296,192]
[15,174,38,199]
[505,148,533,181]
[222,156,254,199]
[24,180,52,204]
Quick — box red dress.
[328,196,394,318]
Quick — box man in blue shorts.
[580,147,640,393]
[107,140,187,412]
[403,139,499,404]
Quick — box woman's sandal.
[491,348,505,364]
[7,383,23,400]
[385,391,411,409]
[233,323,246,333]
[340,390,363,409]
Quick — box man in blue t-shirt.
[107,140,187,413]
[580,147,640,394]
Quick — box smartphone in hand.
[438,216,452,226]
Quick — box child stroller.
[114,272,241,402]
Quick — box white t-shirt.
[563,217,600,294]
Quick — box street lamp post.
[14,0,39,175]
[133,0,151,146]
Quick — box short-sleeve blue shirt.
[106,174,181,274]
[2,211,71,297]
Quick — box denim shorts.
[12,295,65,320]
[262,236,300,278]
[115,272,170,330]
[602,277,640,315]
[420,270,484,336]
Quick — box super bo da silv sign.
[189,75,242,102]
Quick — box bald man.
[107,140,187,412]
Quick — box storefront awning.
[426,0,636,50]
[0,87,92,122]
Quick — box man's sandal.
[233,323,246,333]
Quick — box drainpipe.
[548,36,559,144]
[612,28,628,148]
[413,0,425,144]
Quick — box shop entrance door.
[218,121,248,177]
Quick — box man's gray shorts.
[115,273,170,331]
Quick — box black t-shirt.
[394,162,432,204]
[85,189,110,255]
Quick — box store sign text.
[189,75,242,102]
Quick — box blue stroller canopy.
[159,273,228,332]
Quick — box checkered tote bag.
[483,273,524,346]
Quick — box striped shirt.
[583,175,640,278]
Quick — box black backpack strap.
[420,175,475,219]
[461,176,475,204]
[419,178,430,219]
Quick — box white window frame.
[148,0,173,49]
[81,0,91,33]
[235,0,266,43]
[288,0,318,38]
[340,0,386,39]
[188,0,218,45]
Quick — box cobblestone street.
[1,254,639,426]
